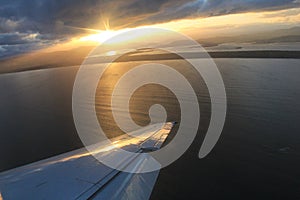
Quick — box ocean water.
[152,59,300,199]
[0,58,300,199]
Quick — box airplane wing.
[0,122,175,200]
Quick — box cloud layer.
[0,0,299,57]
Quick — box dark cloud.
[0,32,61,58]
[0,32,38,45]
[129,0,300,27]
[1,0,299,33]
[0,0,299,57]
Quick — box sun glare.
[78,28,142,45]
[79,30,118,43]
[106,50,117,56]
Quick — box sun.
[79,30,118,43]
[78,27,139,45]
[77,26,171,48]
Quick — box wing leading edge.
[0,122,175,200]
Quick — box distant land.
[0,26,299,74]
[198,26,300,45]
[0,49,300,74]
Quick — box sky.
[0,0,300,58]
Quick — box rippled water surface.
[0,58,300,199]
